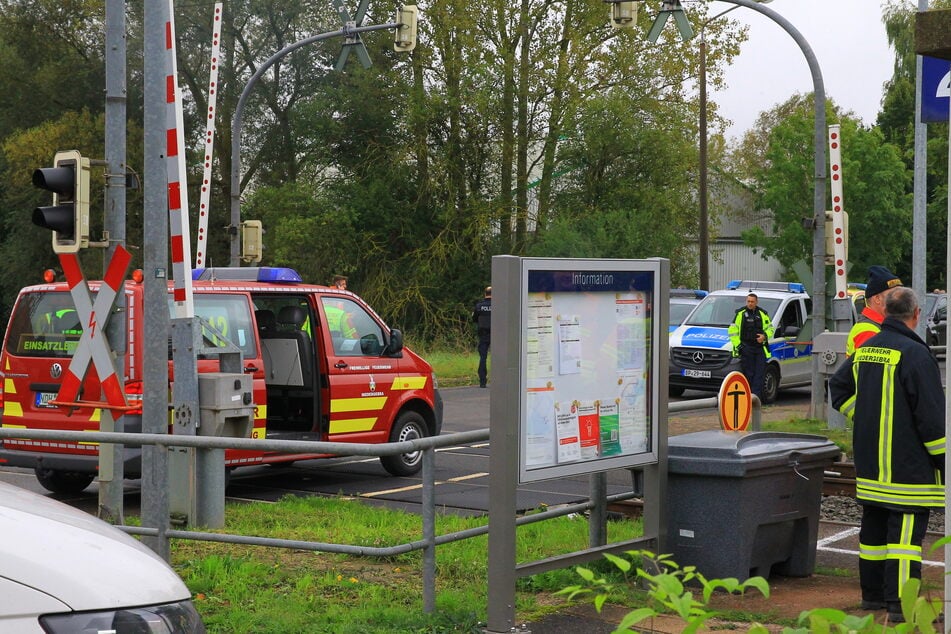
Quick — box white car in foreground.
[0,480,204,633]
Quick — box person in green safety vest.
[727,293,774,401]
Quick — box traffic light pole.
[227,22,398,266]
[99,0,128,526]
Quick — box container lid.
[668,430,841,476]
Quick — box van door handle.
[335,362,348,369]
[244,365,259,373]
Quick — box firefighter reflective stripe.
[924,436,945,457]
[330,418,377,434]
[892,514,922,597]
[859,541,887,562]
[391,376,427,390]
[856,477,945,507]
[877,359,897,483]
[838,393,856,420]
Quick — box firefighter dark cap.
[866,265,902,299]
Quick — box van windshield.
[5,292,87,358]
[684,295,782,327]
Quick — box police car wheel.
[762,365,780,405]
[34,467,95,494]
[381,411,427,477]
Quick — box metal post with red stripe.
[54,245,133,410]
[828,125,848,300]
[165,0,195,318]
[195,2,222,269]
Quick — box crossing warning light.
[394,5,418,52]
[32,150,90,254]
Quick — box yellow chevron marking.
[391,376,427,390]
[331,397,387,413]
[329,417,378,434]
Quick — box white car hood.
[0,481,190,610]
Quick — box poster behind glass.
[520,261,659,483]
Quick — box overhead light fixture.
[603,1,638,29]
[646,0,695,43]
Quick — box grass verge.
[171,495,641,633]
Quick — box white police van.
[668,280,813,403]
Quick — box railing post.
[421,446,436,613]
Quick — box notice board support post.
[487,255,521,633]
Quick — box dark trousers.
[739,344,766,398]
[477,340,490,387]
[858,505,928,608]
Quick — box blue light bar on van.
[192,267,303,283]
[726,280,806,294]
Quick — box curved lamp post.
[650,0,827,415]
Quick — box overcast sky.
[707,0,897,142]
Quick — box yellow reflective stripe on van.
[3,402,22,417]
[2,423,26,429]
[4,378,16,395]
[331,397,387,413]
[391,376,427,390]
[330,417,378,434]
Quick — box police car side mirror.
[384,328,404,357]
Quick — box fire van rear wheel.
[34,467,95,494]
[381,411,427,477]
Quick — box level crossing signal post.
[32,150,132,524]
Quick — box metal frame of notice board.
[486,255,670,633]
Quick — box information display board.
[517,258,665,483]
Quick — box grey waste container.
[666,430,841,581]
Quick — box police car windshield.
[684,295,782,327]
[669,302,696,327]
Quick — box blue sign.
[922,56,951,123]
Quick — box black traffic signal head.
[32,150,90,253]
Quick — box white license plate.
[682,369,711,379]
[34,392,58,409]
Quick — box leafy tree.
[734,95,909,276]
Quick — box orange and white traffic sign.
[718,371,752,431]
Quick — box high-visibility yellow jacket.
[845,306,885,356]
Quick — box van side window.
[167,295,255,359]
[321,296,386,356]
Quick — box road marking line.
[360,472,489,497]
[817,525,943,567]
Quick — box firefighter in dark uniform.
[472,286,492,388]
[728,293,773,400]
[830,286,945,623]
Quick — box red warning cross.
[54,245,132,411]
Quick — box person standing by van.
[728,293,773,400]
[472,287,492,388]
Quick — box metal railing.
[0,395,750,613]
[0,425,650,612]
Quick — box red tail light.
[124,380,143,416]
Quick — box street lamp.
[698,0,772,290]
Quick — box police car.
[668,280,813,403]
[668,288,707,333]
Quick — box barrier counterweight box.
[667,430,841,581]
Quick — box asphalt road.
[0,384,812,518]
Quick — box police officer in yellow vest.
[728,293,774,400]
[847,265,903,357]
